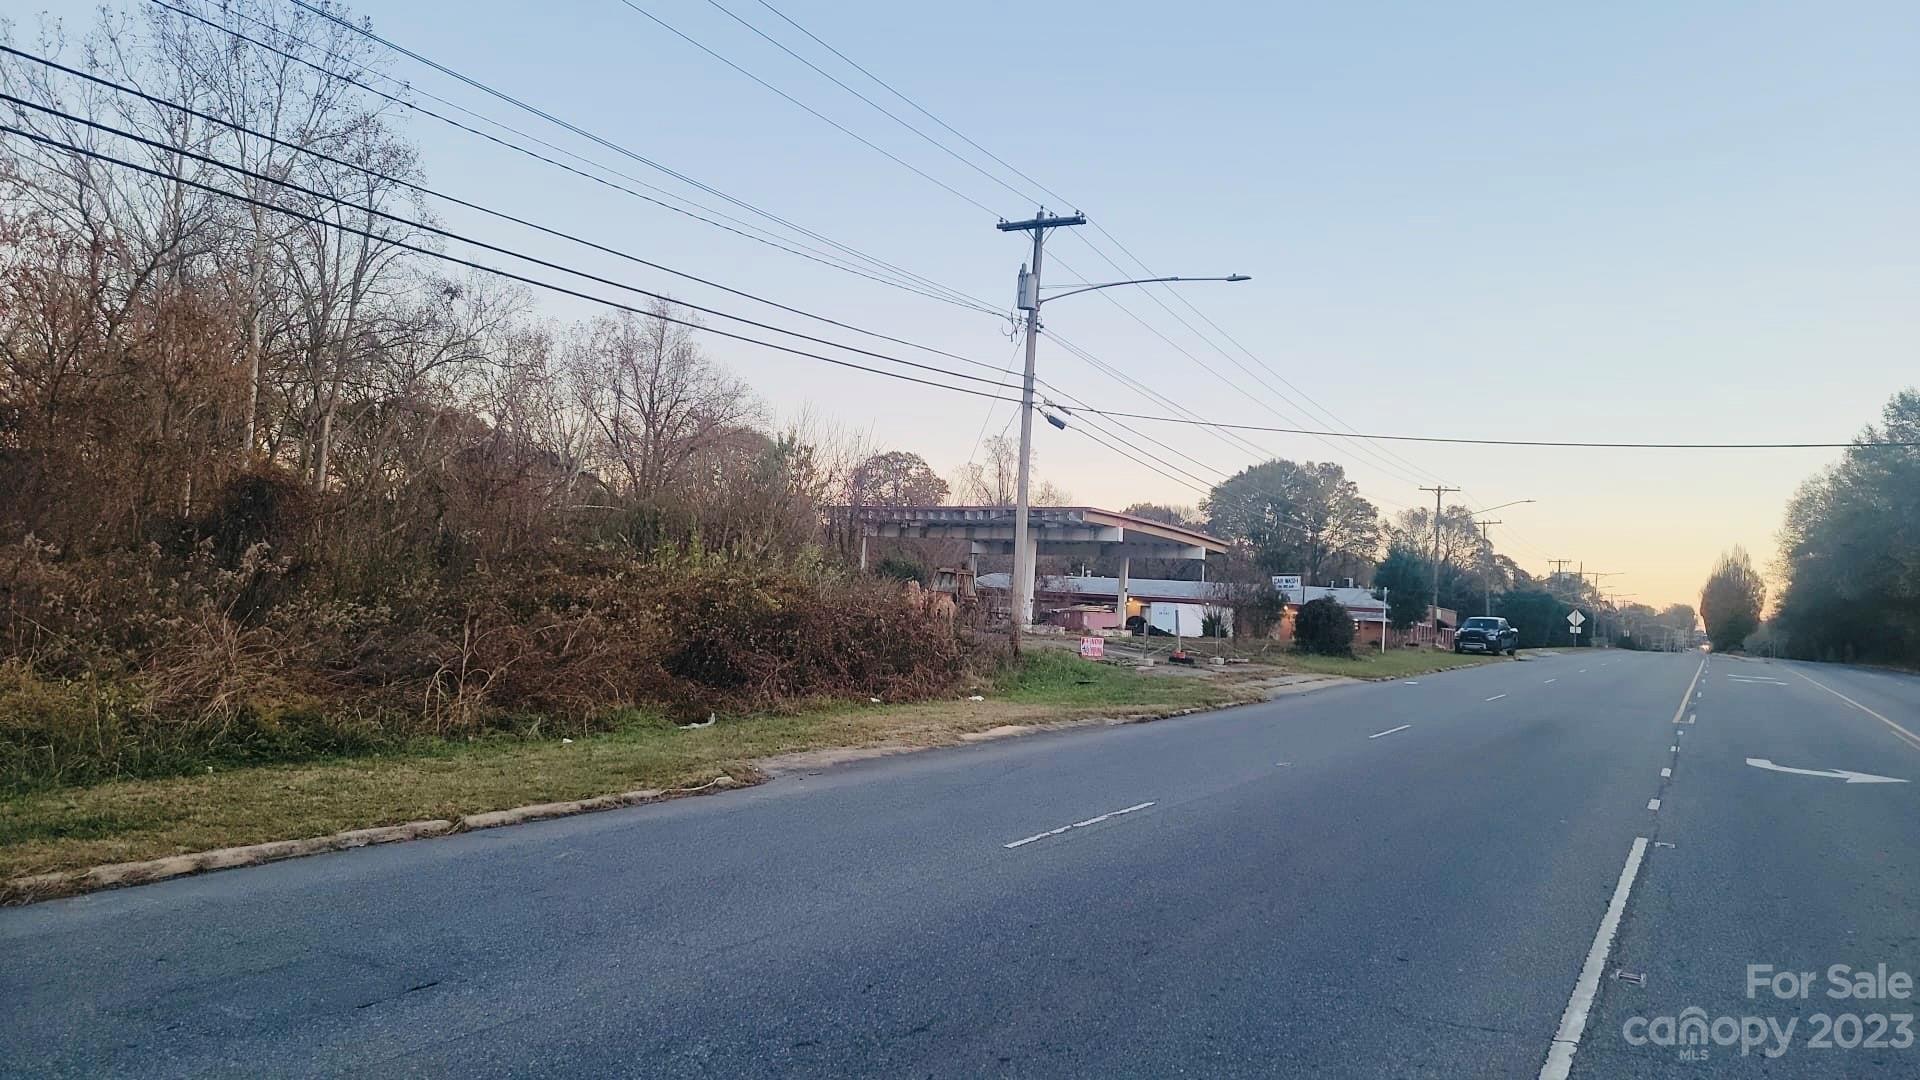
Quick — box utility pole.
[1474,518,1502,616]
[1419,485,1460,646]
[996,208,1085,650]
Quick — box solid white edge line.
[1368,724,1413,739]
[1539,837,1650,1080]
[1788,668,1920,753]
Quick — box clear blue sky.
[18,0,1919,606]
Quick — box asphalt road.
[4,649,1917,1078]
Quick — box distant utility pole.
[1474,518,1502,616]
[1419,485,1460,643]
[996,208,1085,648]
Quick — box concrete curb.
[1,776,737,907]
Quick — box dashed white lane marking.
[1544,678,1558,684]
[1402,680,1420,685]
[1580,668,1588,673]
[1004,801,1155,849]
[1539,837,1649,1080]
[1368,724,1413,739]
[1669,745,1678,753]
[1486,694,1508,702]
[1646,798,1661,811]
[1660,768,1671,778]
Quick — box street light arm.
[1041,274,1249,305]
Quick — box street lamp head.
[1226,274,1251,282]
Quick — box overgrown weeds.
[0,538,980,793]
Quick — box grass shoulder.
[1,653,1245,885]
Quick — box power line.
[610,0,1002,216]
[648,3,1285,489]
[1060,233,1434,495]
[3,124,1026,404]
[1064,424,1210,499]
[1074,227,1444,489]
[964,339,1027,470]
[1,46,1019,381]
[692,1,1446,493]
[1047,332,1271,467]
[76,19,1124,431]
[11,127,1901,454]
[15,39,1125,472]
[0,116,1326,500]
[1045,250,1420,504]
[369,0,1442,498]
[270,0,1004,313]
[700,0,1045,207]
[2,97,1025,396]
[747,0,1073,208]
[144,0,995,314]
[0,116,1300,503]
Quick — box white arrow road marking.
[1744,758,1908,785]
[1004,801,1156,849]
[1369,724,1413,739]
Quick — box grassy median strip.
[0,653,1255,884]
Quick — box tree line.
[1746,389,1919,664]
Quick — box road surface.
[4,650,1917,1078]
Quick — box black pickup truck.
[1454,616,1519,656]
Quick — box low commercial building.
[975,573,1234,636]
[851,505,1228,626]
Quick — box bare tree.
[950,435,1068,505]
[572,302,760,505]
